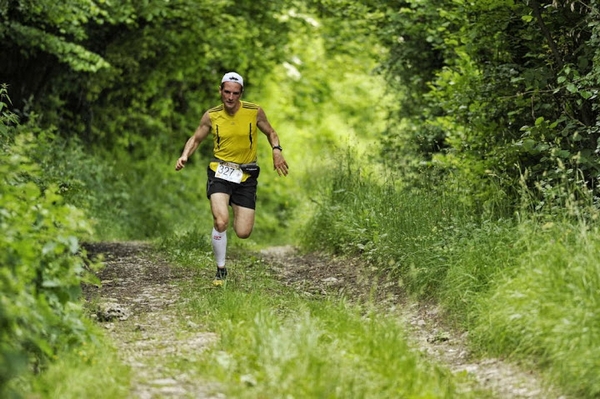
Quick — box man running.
[175,72,289,285]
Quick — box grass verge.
[470,220,600,398]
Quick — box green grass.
[471,220,600,398]
[171,254,485,399]
[300,152,479,298]
[438,218,520,325]
[299,152,600,397]
[10,323,130,399]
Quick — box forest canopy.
[1,0,306,152]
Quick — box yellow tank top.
[208,101,259,165]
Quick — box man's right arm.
[175,112,211,171]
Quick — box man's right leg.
[211,227,227,267]
[210,193,231,284]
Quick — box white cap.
[221,72,244,87]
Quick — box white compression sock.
[211,228,227,267]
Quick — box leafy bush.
[375,1,600,211]
[0,110,99,396]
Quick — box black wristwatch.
[272,145,283,151]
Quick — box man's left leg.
[231,204,255,239]
[230,176,257,239]
[210,205,253,286]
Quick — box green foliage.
[371,0,600,211]
[7,21,110,72]
[1,0,113,71]
[0,122,100,395]
[1,0,301,154]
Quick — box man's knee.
[213,217,229,232]
[235,227,253,239]
[214,222,228,232]
[234,218,254,238]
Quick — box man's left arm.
[257,107,289,177]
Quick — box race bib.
[215,162,243,183]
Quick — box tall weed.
[301,150,478,298]
[439,218,520,325]
[471,220,600,398]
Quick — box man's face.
[220,82,243,112]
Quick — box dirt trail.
[83,242,565,399]
[84,242,222,399]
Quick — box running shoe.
[212,267,228,286]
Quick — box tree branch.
[528,0,564,70]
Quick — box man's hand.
[273,151,289,176]
[175,156,188,171]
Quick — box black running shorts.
[206,166,258,210]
